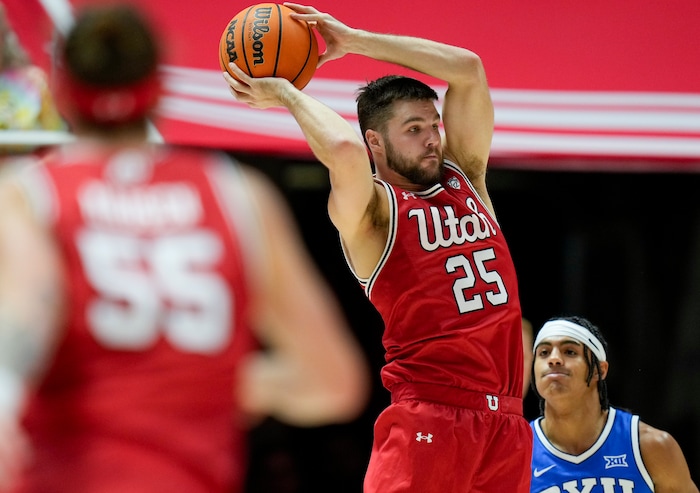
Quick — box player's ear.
[597,361,609,381]
[365,129,381,151]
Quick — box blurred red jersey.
[16,144,258,493]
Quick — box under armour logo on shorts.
[416,432,433,443]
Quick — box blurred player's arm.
[0,168,65,490]
[234,167,369,426]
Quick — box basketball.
[219,3,319,90]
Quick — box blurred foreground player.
[0,5,368,492]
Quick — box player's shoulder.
[638,420,678,453]
[638,418,699,491]
[637,418,689,472]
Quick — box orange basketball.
[219,3,318,90]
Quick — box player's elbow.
[450,50,487,86]
[320,136,367,170]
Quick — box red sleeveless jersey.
[18,144,258,493]
[347,161,523,397]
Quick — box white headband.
[533,319,607,362]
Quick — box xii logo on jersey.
[604,454,629,469]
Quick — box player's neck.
[541,401,608,455]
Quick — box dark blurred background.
[239,154,700,492]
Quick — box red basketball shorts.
[363,383,532,493]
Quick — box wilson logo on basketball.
[218,3,319,90]
[250,6,272,66]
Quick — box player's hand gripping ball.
[219,3,319,90]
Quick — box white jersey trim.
[339,162,496,299]
[365,181,398,300]
[534,407,617,464]
[442,159,500,228]
[631,414,655,490]
[337,236,366,287]
[338,179,398,301]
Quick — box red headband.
[55,66,161,125]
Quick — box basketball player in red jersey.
[0,5,368,492]
[224,3,531,492]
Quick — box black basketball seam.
[241,7,253,76]
[291,22,314,87]
[272,4,282,77]
[221,30,232,71]
[220,24,233,71]
[220,42,227,70]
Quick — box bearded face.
[384,136,444,187]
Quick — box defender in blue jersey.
[529,316,698,493]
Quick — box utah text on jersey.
[409,196,496,252]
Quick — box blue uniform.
[530,407,654,493]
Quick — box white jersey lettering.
[408,197,496,252]
[79,181,203,232]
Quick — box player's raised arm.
[222,65,384,277]
[287,3,494,205]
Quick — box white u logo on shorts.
[486,395,499,411]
